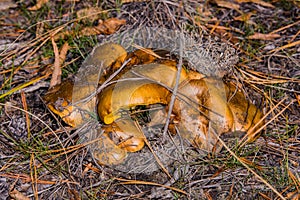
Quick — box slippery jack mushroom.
[44,42,264,166]
[97,61,189,124]
[169,77,263,153]
[94,119,145,165]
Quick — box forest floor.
[0,0,299,199]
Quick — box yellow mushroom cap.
[124,62,188,88]
[98,80,170,124]
[103,119,145,152]
[43,43,128,128]
[83,43,127,69]
[225,83,264,141]
[93,132,127,165]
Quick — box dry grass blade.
[209,20,221,34]
[36,143,85,168]
[239,97,292,147]
[259,192,272,200]
[20,91,31,138]
[0,173,77,185]
[0,75,48,99]
[236,66,300,84]
[270,20,300,34]
[136,121,172,179]
[214,133,286,200]
[287,170,300,191]
[162,31,184,142]
[0,26,64,90]
[268,40,300,53]
[29,153,38,200]
[116,178,187,195]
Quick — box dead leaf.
[286,191,300,200]
[215,0,240,10]
[76,7,103,23]
[206,24,239,43]
[68,189,81,200]
[82,163,92,177]
[204,191,213,200]
[9,188,30,200]
[28,0,49,11]
[49,41,69,88]
[234,12,255,22]
[239,157,262,170]
[50,38,61,87]
[36,21,45,37]
[248,32,280,40]
[59,42,70,65]
[296,94,300,107]
[121,0,149,3]
[258,192,272,200]
[54,18,126,40]
[235,0,274,8]
[80,18,126,36]
[0,0,17,10]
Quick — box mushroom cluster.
[44,43,264,166]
